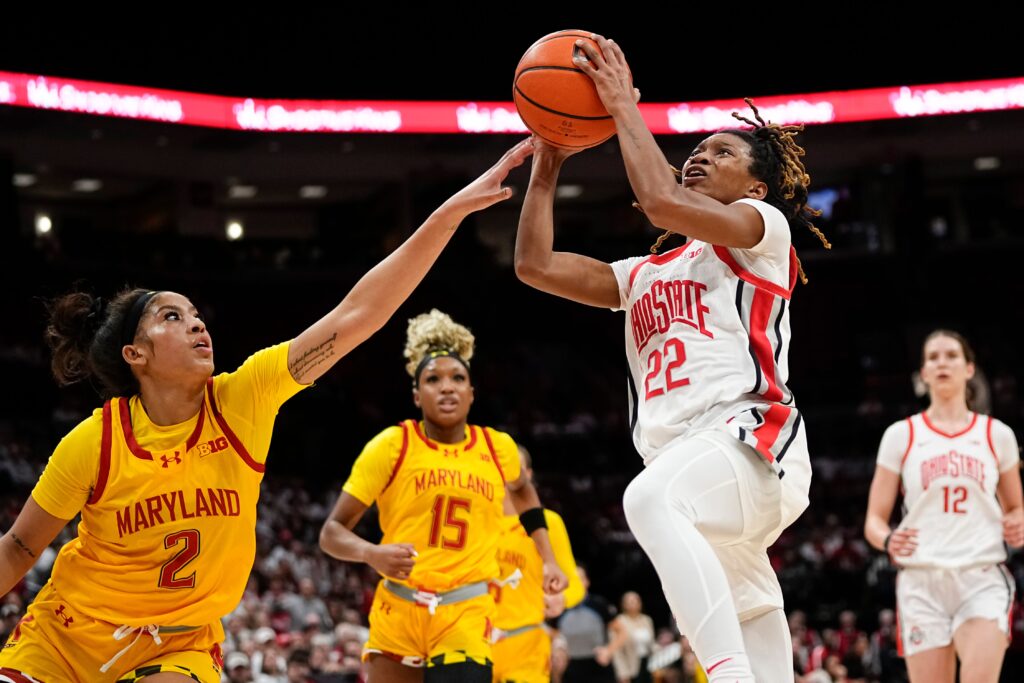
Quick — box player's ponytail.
[46,287,152,399]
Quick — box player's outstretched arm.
[514,139,620,309]
[0,497,70,596]
[319,492,417,581]
[573,35,765,249]
[287,139,534,385]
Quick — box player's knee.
[623,474,688,540]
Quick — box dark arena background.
[1,14,1022,683]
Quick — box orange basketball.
[514,30,619,150]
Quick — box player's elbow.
[318,521,335,555]
[640,195,681,230]
[514,254,549,288]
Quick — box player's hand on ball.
[367,542,417,580]
[886,528,918,564]
[542,560,568,594]
[443,138,534,217]
[572,34,636,114]
[1003,509,1024,547]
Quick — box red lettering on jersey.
[630,279,713,353]
[920,450,987,491]
[161,492,179,522]
[117,507,133,538]
[133,501,150,531]
[411,468,495,501]
[146,495,165,526]
[225,489,241,516]
[208,488,227,516]
[194,489,211,517]
[496,548,527,569]
[179,489,196,519]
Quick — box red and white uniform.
[611,198,809,493]
[612,199,811,624]
[876,412,1019,655]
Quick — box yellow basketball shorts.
[0,582,223,683]
[492,625,550,683]
[363,579,495,668]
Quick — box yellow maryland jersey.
[31,342,305,628]
[493,509,585,630]
[343,420,520,592]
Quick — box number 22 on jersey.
[645,338,690,400]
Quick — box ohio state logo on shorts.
[910,626,924,645]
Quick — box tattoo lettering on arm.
[11,533,36,559]
[289,333,338,381]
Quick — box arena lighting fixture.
[226,220,244,241]
[12,173,36,187]
[2,71,1022,134]
[299,185,328,199]
[228,184,257,199]
[72,178,102,192]
[35,213,52,235]
[556,184,584,199]
[973,156,1000,171]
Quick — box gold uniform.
[343,420,521,667]
[491,510,585,683]
[0,343,305,682]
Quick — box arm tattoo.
[289,332,338,381]
[10,533,36,558]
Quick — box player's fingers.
[572,51,599,78]
[633,88,641,103]
[573,40,605,69]
[603,38,627,68]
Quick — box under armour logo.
[55,605,73,628]
[160,452,183,468]
[443,448,459,458]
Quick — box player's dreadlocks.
[640,98,831,284]
[404,309,475,384]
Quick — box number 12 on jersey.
[942,486,967,514]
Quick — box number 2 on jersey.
[942,486,967,514]
[429,495,471,550]
[159,529,200,589]
[645,338,690,400]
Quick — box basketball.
[513,30,620,150]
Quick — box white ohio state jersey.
[610,198,803,474]
[877,412,1020,569]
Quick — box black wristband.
[883,532,893,553]
[519,507,547,534]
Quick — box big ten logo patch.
[192,437,229,459]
